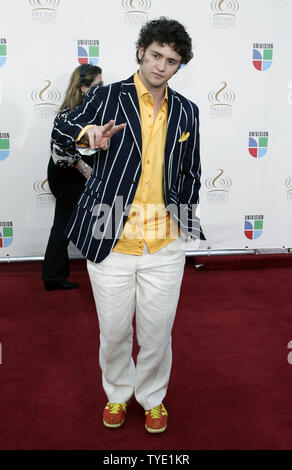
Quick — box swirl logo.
[208,82,235,106]
[31,80,61,105]
[29,0,60,9]
[122,0,151,12]
[209,82,235,118]
[285,177,292,203]
[123,0,151,26]
[285,177,292,191]
[206,169,232,191]
[33,179,54,207]
[33,179,52,195]
[29,0,60,23]
[211,0,239,15]
[31,81,61,119]
[211,0,239,28]
[206,169,232,204]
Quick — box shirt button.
[147,160,150,164]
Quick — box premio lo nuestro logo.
[248,131,269,158]
[208,81,235,118]
[0,38,7,68]
[0,133,10,161]
[0,222,13,248]
[205,169,232,204]
[77,40,99,65]
[33,178,54,207]
[285,177,292,203]
[122,0,151,26]
[31,80,61,119]
[244,215,264,240]
[211,0,239,29]
[253,43,273,71]
[29,0,60,24]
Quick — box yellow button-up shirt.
[113,71,179,255]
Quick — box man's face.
[138,41,182,92]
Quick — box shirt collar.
[134,71,168,102]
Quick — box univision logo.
[29,0,60,24]
[33,178,54,207]
[248,131,269,158]
[0,38,7,68]
[77,40,99,66]
[244,215,264,240]
[253,43,273,71]
[205,169,232,204]
[0,221,13,248]
[122,0,151,26]
[0,133,10,161]
[211,0,239,29]
[31,80,61,119]
[208,81,235,118]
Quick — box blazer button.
[132,179,137,184]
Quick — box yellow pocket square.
[178,132,190,143]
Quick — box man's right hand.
[82,120,126,151]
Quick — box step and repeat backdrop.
[1,0,292,259]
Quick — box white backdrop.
[1,0,292,260]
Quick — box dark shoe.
[44,280,80,291]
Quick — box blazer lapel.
[119,77,142,158]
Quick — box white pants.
[87,237,185,410]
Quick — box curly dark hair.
[136,17,193,65]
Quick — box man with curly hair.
[52,17,204,434]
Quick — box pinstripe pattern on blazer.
[51,74,205,263]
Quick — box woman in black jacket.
[42,63,102,290]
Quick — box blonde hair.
[59,64,102,111]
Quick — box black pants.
[42,158,86,282]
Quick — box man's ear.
[138,47,144,62]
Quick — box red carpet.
[1,255,292,450]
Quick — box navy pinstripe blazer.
[51,74,205,263]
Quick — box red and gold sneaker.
[145,403,168,434]
[103,402,127,428]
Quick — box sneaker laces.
[109,402,126,414]
[150,404,167,418]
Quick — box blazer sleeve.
[51,85,104,148]
[179,103,201,206]
[178,104,205,239]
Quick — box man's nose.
[157,59,166,71]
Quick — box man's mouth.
[152,72,163,78]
